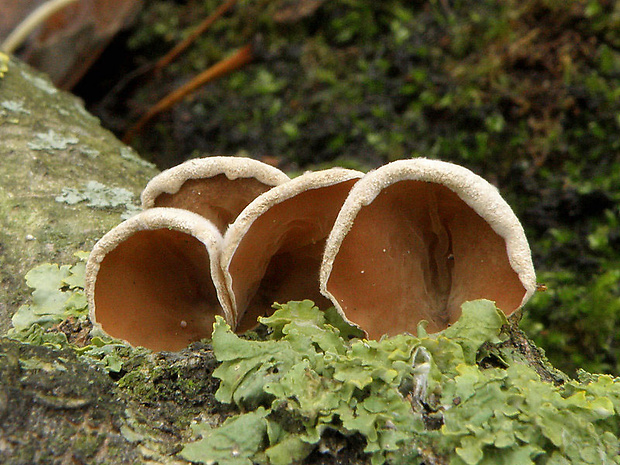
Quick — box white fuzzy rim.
[320,158,537,315]
[85,207,234,334]
[141,156,290,208]
[221,168,364,322]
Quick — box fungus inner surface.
[229,179,358,332]
[152,175,275,233]
[326,181,525,338]
[93,229,220,351]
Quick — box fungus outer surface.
[86,208,231,351]
[141,157,290,233]
[320,158,536,339]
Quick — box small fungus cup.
[85,208,232,351]
[221,168,364,331]
[320,158,536,339]
[141,156,290,233]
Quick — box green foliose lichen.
[7,253,130,374]
[183,300,620,465]
[9,252,89,333]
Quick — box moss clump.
[117,343,223,415]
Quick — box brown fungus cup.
[221,168,363,332]
[320,158,536,339]
[86,157,288,350]
[85,208,232,351]
[141,156,290,234]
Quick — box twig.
[123,43,253,143]
[100,0,238,129]
[153,0,238,74]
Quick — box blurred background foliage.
[72,0,620,375]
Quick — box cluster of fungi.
[86,157,536,351]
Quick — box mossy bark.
[0,338,142,464]
[0,55,158,334]
[0,336,223,465]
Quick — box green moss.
[118,355,212,406]
[522,265,620,375]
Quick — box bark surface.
[0,55,158,334]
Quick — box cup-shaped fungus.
[320,158,536,339]
[221,168,363,332]
[86,208,232,351]
[141,156,290,234]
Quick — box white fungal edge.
[221,168,364,328]
[319,158,537,319]
[141,156,291,208]
[85,207,234,339]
